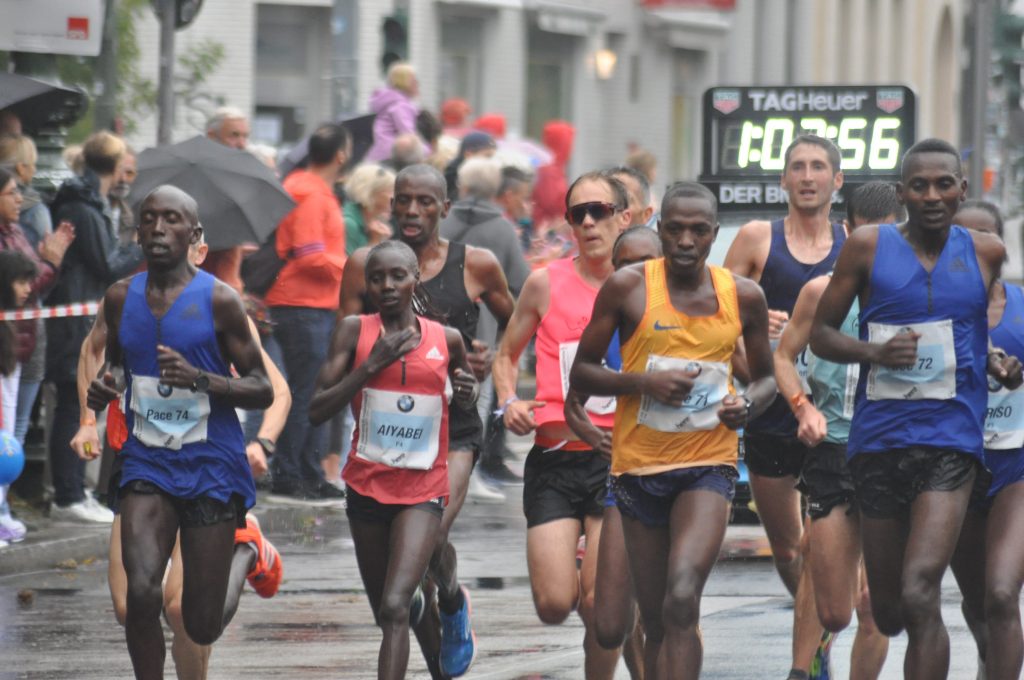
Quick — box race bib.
[984,379,1024,450]
[637,355,731,432]
[559,341,616,416]
[357,388,443,469]
[129,375,210,451]
[866,320,957,400]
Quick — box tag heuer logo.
[876,89,905,113]
[712,90,741,115]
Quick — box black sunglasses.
[565,201,619,226]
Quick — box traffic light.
[381,13,408,74]
[995,10,1024,107]
[149,0,205,30]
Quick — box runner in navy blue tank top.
[724,134,846,679]
[87,186,275,679]
[810,139,1022,680]
[949,201,1024,680]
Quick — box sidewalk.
[0,497,110,576]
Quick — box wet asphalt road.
[0,489,992,679]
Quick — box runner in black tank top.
[748,219,846,440]
[361,241,479,347]
[338,164,517,678]
[723,135,847,680]
[421,241,480,348]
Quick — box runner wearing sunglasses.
[493,171,632,678]
[570,181,776,678]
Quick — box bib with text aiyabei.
[357,388,444,469]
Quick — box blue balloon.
[0,431,25,485]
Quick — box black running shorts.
[744,432,809,478]
[449,400,483,461]
[344,485,445,524]
[796,441,857,520]
[119,479,247,529]
[522,446,608,528]
[849,447,981,520]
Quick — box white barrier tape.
[0,301,101,321]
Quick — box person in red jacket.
[532,121,575,229]
[265,123,350,501]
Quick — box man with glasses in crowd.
[493,171,632,678]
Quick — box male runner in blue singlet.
[949,200,1024,680]
[88,185,274,679]
[810,139,1022,679]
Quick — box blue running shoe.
[440,585,477,677]
[809,631,835,680]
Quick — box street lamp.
[595,48,618,80]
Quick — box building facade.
[127,0,964,186]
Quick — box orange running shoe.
[234,514,283,598]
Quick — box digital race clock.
[700,85,916,212]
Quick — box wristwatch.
[191,370,210,393]
[740,394,754,420]
[256,437,276,456]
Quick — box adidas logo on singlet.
[949,257,968,273]
[425,346,444,361]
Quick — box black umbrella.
[131,136,295,251]
[0,73,88,133]
[278,113,376,178]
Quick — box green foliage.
[116,0,158,136]
[175,38,227,132]
[9,0,224,142]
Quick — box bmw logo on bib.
[397,395,415,413]
[158,383,173,398]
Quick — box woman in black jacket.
[47,131,142,523]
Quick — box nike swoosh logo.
[654,321,682,331]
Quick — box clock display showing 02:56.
[725,117,901,172]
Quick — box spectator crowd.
[0,59,662,541]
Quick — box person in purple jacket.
[366,62,424,163]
